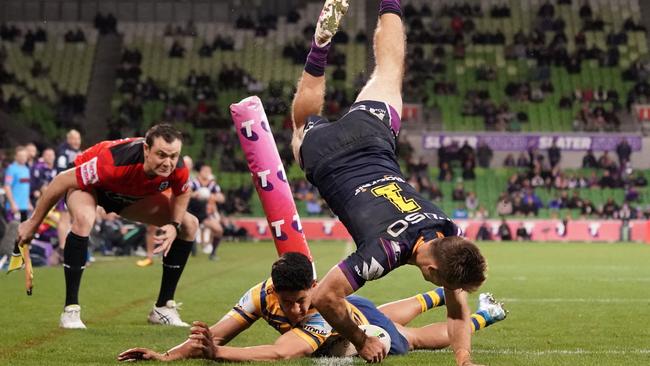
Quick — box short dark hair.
[145,123,183,147]
[433,236,487,292]
[271,252,314,292]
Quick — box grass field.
[1,241,650,366]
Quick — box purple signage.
[421,133,643,152]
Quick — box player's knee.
[70,211,96,235]
[181,213,199,237]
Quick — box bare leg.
[378,288,445,325]
[355,12,405,114]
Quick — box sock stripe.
[415,294,428,313]
[471,313,487,332]
[422,293,434,309]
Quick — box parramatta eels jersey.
[226,278,369,351]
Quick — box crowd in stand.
[399,1,648,131]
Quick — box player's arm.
[17,168,79,243]
[3,174,18,213]
[290,72,325,162]
[188,321,313,361]
[312,266,386,362]
[117,313,254,362]
[445,288,481,366]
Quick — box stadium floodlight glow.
[230,96,313,266]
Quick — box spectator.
[498,219,513,241]
[474,205,489,220]
[567,191,583,209]
[619,202,632,220]
[602,197,619,219]
[496,193,513,216]
[452,182,466,201]
[581,199,596,217]
[503,153,516,167]
[516,152,530,167]
[169,41,185,58]
[598,150,614,169]
[598,170,616,188]
[616,139,632,165]
[476,221,492,241]
[522,188,543,216]
[465,191,479,212]
[476,142,493,168]
[427,183,443,202]
[452,204,469,219]
[516,223,531,241]
[582,149,598,168]
[30,147,57,204]
[462,158,476,180]
[438,161,453,181]
[548,141,561,168]
[3,146,31,222]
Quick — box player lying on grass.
[17,124,198,328]
[118,252,506,362]
[291,0,489,364]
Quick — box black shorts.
[94,189,137,214]
[300,100,399,184]
[299,101,403,213]
[337,236,403,291]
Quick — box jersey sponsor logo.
[386,212,454,238]
[303,318,331,337]
[158,181,169,191]
[181,179,190,192]
[354,257,385,281]
[371,182,421,213]
[354,175,405,196]
[80,157,99,186]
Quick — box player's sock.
[470,308,506,332]
[415,287,445,313]
[379,0,402,17]
[63,232,88,307]
[304,38,331,77]
[155,239,192,307]
[209,237,221,257]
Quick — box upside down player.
[17,124,199,329]
[291,1,489,364]
[118,252,506,362]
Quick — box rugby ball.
[322,324,391,357]
[359,324,391,354]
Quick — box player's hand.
[17,219,38,245]
[357,336,386,363]
[188,321,218,360]
[153,224,178,257]
[10,203,19,214]
[117,347,165,362]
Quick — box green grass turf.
[1,241,650,365]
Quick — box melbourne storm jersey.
[300,101,460,290]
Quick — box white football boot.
[148,300,189,327]
[314,0,350,47]
[478,293,508,323]
[59,304,87,329]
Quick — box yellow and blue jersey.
[227,278,369,351]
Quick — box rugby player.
[186,162,224,261]
[17,124,198,329]
[118,252,506,362]
[291,0,488,364]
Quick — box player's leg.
[60,188,97,329]
[136,225,157,267]
[378,287,445,326]
[121,193,199,326]
[57,209,70,249]
[354,1,405,115]
[291,0,349,162]
[203,214,223,260]
[397,293,508,351]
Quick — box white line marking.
[501,298,650,304]
[414,349,650,356]
[312,356,354,366]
